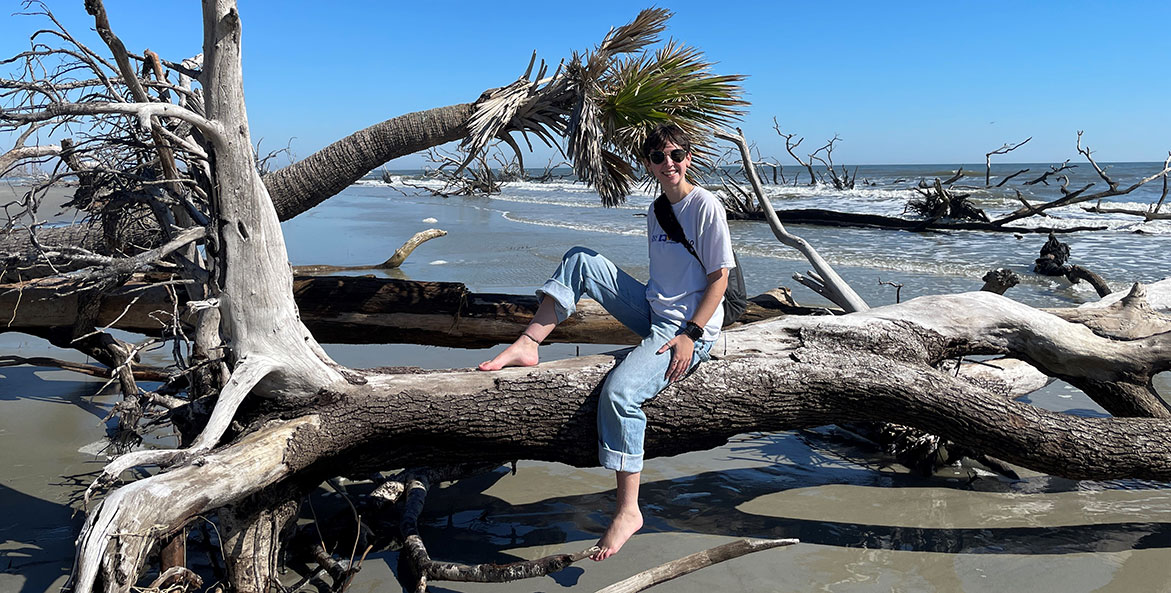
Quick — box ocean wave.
[489,192,646,212]
[354,178,394,187]
[500,212,645,237]
[371,177,1167,232]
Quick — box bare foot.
[591,507,643,561]
[477,336,540,371]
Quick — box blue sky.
[3,1,1170,167]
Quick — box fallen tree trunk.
[0,277,815,348]
[726,208,1108,233]
[72,281,1171,592]
[1082,204,1171,221]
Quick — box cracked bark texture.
[70,280,1171,592]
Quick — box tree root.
[394,466,598,590]
[146,566,202,592]
[0,354,170,381]
[84,354,278,505]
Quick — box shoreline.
[2,178,1170,592]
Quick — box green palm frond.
[587,8,671,78]
[579,39,747,204]
[461,8,746,206]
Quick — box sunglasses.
[648,149,688,165]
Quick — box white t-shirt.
[646,186,736,341]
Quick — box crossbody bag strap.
[653,194,703,265]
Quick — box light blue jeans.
[537,247,713,473]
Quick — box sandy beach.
[3,176,1170,592]
[3,0,1170,589]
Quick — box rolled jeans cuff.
[536,278,576,323]
[598,443,643,473]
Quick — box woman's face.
[647,141,691,189]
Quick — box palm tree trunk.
[262,103,473,220]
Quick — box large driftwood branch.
[1081,204,1171,221]
[725,208,1107,233]
[2,101,220,143]
[992,145,1171,226]
[69,281,1171,592]
[594,538,798,593]
[1,276,815,348]
[292,229,447,274]
[1082,169,1171,220]
[714,126,869,312]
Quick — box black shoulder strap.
[653,194,702,264]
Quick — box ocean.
[294,161,1171,308]
[2,162,1170,592]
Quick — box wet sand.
[3,182,1171,592]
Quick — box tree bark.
[261,105,473,221]
[69,280,1171,592]
[0,276,815,348]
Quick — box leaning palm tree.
[459,8,746,206]
[1,7,742,278]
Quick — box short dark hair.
[641,123,692,159]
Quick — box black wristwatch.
[680,321,704,341]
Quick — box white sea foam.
[500,211,645,237]
[350,169,1170,288]
[354,178,392,187]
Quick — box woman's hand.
[657,335,695,382]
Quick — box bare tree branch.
[985,137,1031,186]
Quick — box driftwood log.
[1033,232,1112,297]
[69,279,1171,593]
[727,208,1108,233]
[0,276,811,349]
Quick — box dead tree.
[1032,232,1112,297]
[714,127,869,312]
[711,144,767,216]
[906,178,990,222]
[1081,157,1171,221]
[743,136,1170,233]
[0,6,738,277]
[770,122,856,189]
[69,277,1171,593]
[985,137,1031,186]
[1024,160,1076,186]
[397,145,553,197]
[808,134,856,190]
[773,118,816,186]
[990,134,1171,227]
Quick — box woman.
[478,123,735,561]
